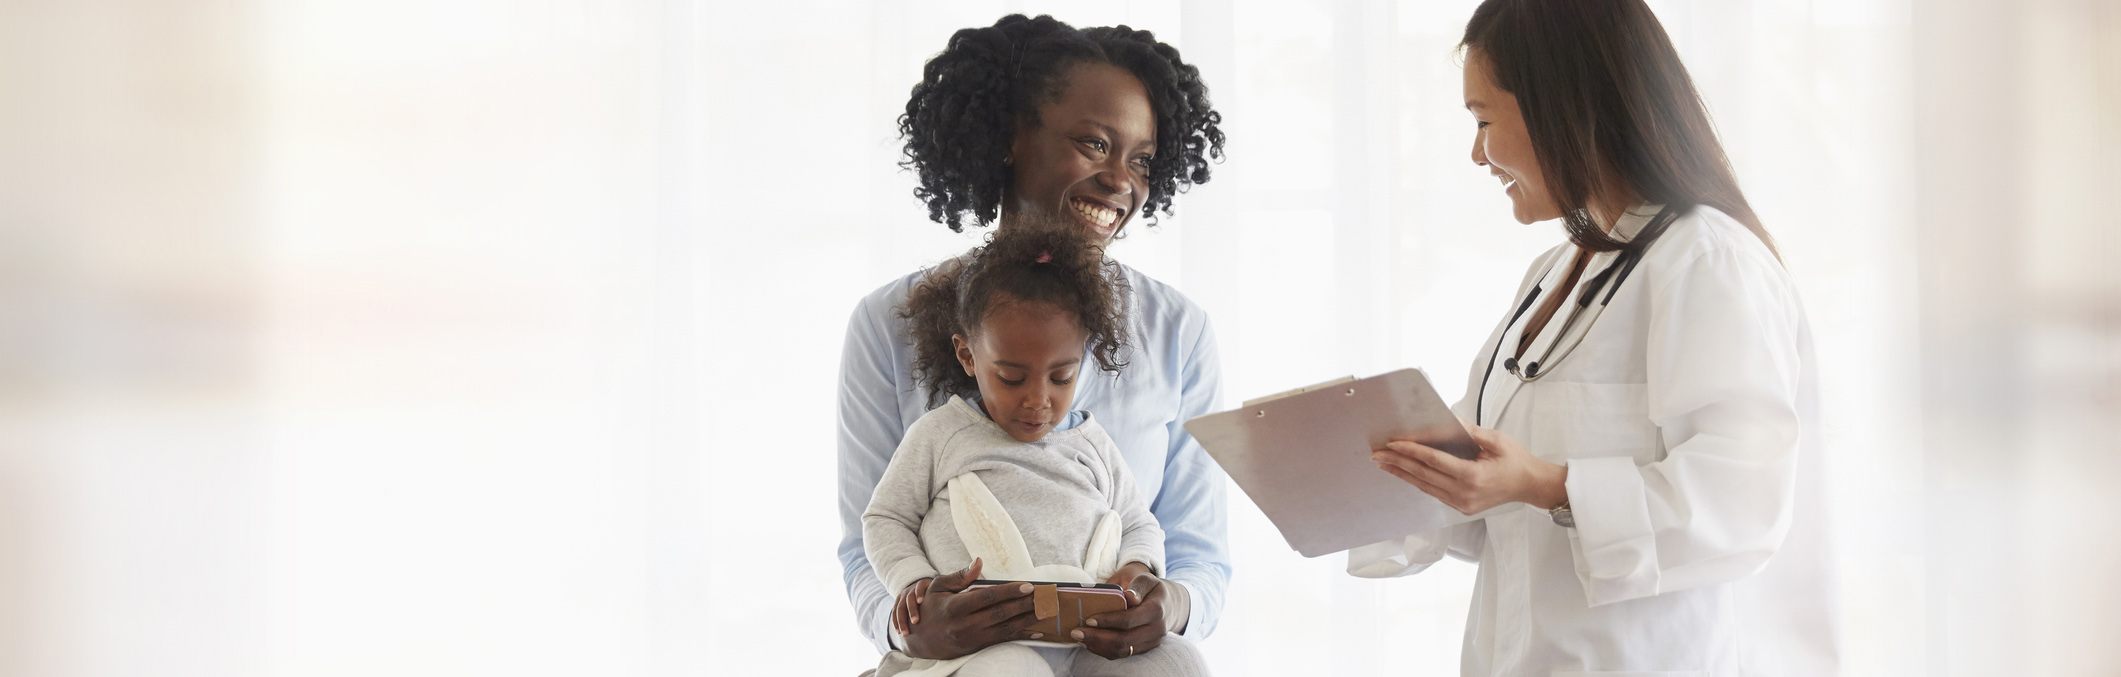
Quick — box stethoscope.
[1474,205,1680,426]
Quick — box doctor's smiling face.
[1465,49,1563,225]
[1004,63,1156,245]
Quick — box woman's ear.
[953,334,976,377]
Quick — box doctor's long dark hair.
[1463,0,1777,258]
[899,223,1131,409]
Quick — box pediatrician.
[1355,1,1838,675]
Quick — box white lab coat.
[1350,205,1839,676]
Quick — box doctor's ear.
[953,334,975,376]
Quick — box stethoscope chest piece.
[1474,205,1681,423]
[1502,356,1538,379]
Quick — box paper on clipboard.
[1183,368,1480,558]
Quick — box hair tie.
[1035,251,1052,264]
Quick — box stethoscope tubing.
[1473,206,1681,426]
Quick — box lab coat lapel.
[1516,207,1657,384]
[1520,248,1624,365]
[1481,248,1574,427]
[1484,237,1644,427]
[1485,207,1664,427]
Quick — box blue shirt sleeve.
[1154,310,1232,637]
[836,293,906,654]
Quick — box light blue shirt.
[836,261,1231,653]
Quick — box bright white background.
[0,0,2114,675]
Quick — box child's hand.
[891,577,935,637]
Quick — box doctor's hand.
[1075,561,1169,660]
[1372,423,1568,515]
[899,558,1043,660]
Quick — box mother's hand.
[1371,422,1567,514]
[1074,562,1169,660]
[900,558,1043,660]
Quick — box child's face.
[952,295,1088,443]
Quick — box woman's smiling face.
[1005,62,1157,243]
[1464,50,1562,224]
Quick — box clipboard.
[1183,368,1480,558]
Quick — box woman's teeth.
[1072,200,1120,228]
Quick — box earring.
[1003,155,1013,167]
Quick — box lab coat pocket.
[1526,382,1661,464]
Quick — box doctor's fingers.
[1402,442,1486,479]
[1377,445,1474,485]
[1378,461,1436,492]
[1401,467,1477,512]
[1380,455,1478,506]
[1383,441,1478,478]
[1465,424,1530,458]
[1372,443,1434,470]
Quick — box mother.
[836,14,1230,663]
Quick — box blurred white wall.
[0,0,2112,675]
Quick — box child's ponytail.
[900,223,1132,409]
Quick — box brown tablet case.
[1015,584,1129,641]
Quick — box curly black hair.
[898,14,1227,232]
[899,218,1132,409]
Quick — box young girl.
[863,226,1208,677]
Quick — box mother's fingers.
[945,581,1036,619]
[946,604,1040,647]
[1074,622,1163,660]
[930,557,984,594]
[1084,594,1158,632]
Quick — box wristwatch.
[1549,497,1575,528]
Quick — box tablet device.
[963,580,1129,642]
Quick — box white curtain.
[0,0,2113,675]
